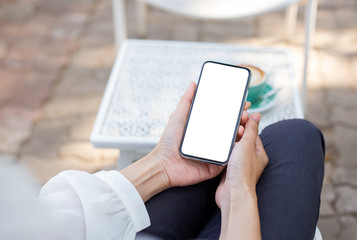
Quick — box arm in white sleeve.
[39,170,150,240]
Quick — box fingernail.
[252,113,260,123]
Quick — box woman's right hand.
[215,113,268,240]
[216,113,268,208]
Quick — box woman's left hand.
[151,81,251,188]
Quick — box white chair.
[112,0,318,111]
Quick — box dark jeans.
[138,119,325,240]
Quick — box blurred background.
[0,0,356,239]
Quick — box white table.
[90,39,304,169]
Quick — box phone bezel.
[179,61,251,165]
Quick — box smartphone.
[179,61,251,165]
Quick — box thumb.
[241,113,260,147]
[255,136,269,166]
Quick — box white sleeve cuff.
[41,170,150,240]
[94,170,150,232]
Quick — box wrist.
[221,185,257,212]
[120,151,169,202]
[219,188,261,240]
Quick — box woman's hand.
[216,113,268,207]
[152,81,251,188]
[121,81,251,202]
[215,113,268,240]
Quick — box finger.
[239,125,244,136]
[220,169,227,183]
[244,101,251,111]
[235,125,245,141]
[172,81,196,118]
[240,110,248,126]
[241,113,261,147]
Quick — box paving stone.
[55,67,109,98]
[6,39,70,72]
[200,19,258,44]
[43,93,102,121]
[314,29,339,50]
[320,184,336,217]
[335,8,357,28]
[320,54,355,88]
[100,149,118,165]
[335,186,357,214]
[323,162,334,184]
[257,12,286,40]
[327,89,357,108]
[86,18,114,38]
[70,45,116,69]
[0,41,7,60]
[92,0,112,21]
[0,1,35,23]
[315,9,338,31]
[340,216,357,240]
[0,69,59,113]
[68,114,97,141]
[337,28,357,49]
[172,22,199,42]
[13,75,58,109]
[305,90,329,127]
[0,15,41,41]
[351,58,357,88]
[317,217,340,240]
[322,128,339,163]
[80,31,114,48]
[80,19,114,47]
[22,14,58,39]
[337,155,357,169]
[333,167,357,187]
[147,19,171,40]
[21,155,107,184]
[334,126,357,167]
[0,117,32,155]
[20,119,69,159]
[331,107,357,128]
[59,141,102,162]
[0,70,21,105]
[0,106,41,155]
[36,0,94,17]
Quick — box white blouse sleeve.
[39,170,150,240]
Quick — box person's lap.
[138,119,325,240]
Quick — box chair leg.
[136,1,148,38]
[285,3,299,42]
[112,0,127,50]
[302,0,318,111]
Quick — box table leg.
[117,150,135,170]
[117,149,152,169]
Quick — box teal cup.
[241,65,267,103]
[247,81,267,103]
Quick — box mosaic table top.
[91,40,303,149]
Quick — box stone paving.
[0,0,357,239]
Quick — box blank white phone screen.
[181,62,249,163]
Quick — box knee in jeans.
[262,119,325,157]
[286,119,321,138]
[269,119,322,142]
[261,119,325,174]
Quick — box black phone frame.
[179,61,251,165]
